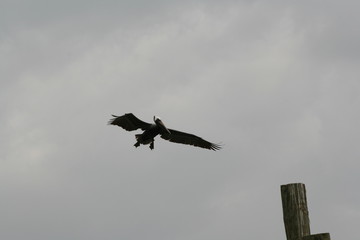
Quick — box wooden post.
[281,183,311,240]
[303,233,331,240]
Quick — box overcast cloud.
[1,1,360,239]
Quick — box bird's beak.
[159,120,171,134]
[165,127,171,134]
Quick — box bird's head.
[154,116,171,134]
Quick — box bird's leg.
[149,140,154,150]
[134,142,140,148]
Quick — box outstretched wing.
[108,113,152,131]
[160,129,221,151]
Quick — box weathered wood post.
[281,183,311,240]
[303,233,331,240]
[281,183,331,240]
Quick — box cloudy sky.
[1,0,360,239]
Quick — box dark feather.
[108,113,151,131]
[160,129,221,151]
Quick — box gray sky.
[1,0,360,239]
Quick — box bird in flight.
[108,113,221,151]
